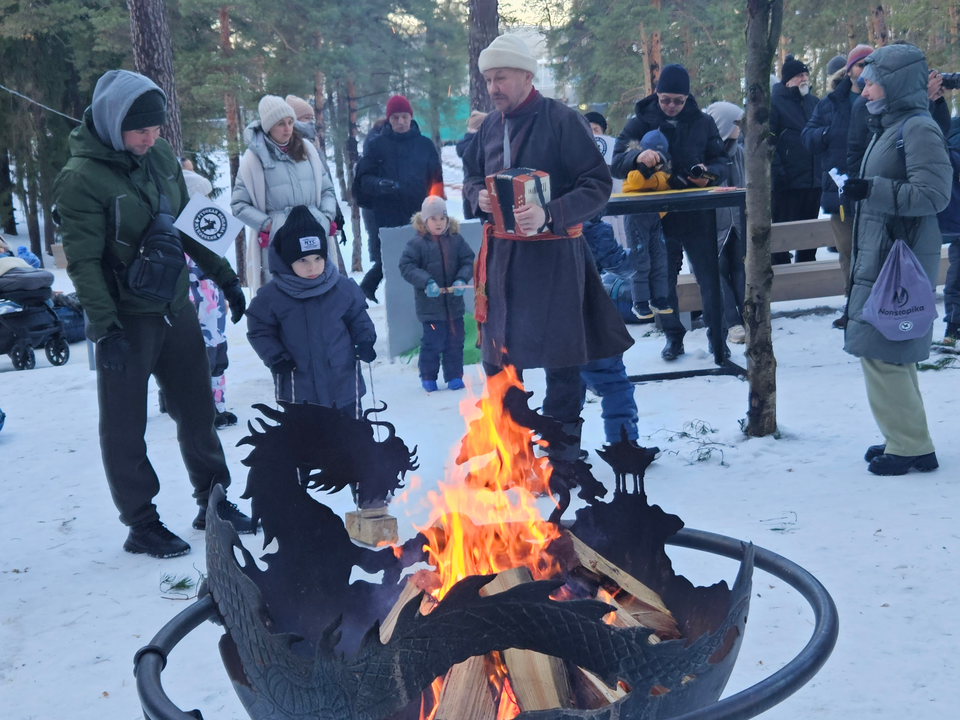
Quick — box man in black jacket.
[770,55,821,264]
[354,95,443,302]
[612,64,728,361]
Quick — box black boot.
[868,452,938,476]
[832,313,848,330]
[124,520,190,559]
[194,497,257,534]
[945,323,959,344]
[214,410,238,428]
[864,444,886,463]
[661,337,685,361]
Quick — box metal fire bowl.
[133,527,839,720]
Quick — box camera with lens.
[940,72,960,90]
[686,165,718,182]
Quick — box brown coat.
[462,91,633,368]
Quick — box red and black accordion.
[484,168,551,238]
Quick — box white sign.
[174,193,245,258]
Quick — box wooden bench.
[675,218,952,312]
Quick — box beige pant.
[861,357,935,456]
[830,212,853,297]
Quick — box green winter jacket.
[54,86,236,340]
[845,44,952,364]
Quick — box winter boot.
[945,323,959,345]
[422,379,438,392]
[868,452,939,476]
[661,337,685,361]
[194,497,257,534]
[864,444,886,463]
[832,312,848,330]
[649,298,673,315]
[545,420,584,464]
[158,390,167,415]
[727,325,746,344]
[631,301,654,320]
[124,520,190,559]
[447,378,465,390]
[214,410,238,428]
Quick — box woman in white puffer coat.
[232,95,337,292]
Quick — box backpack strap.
[895,111,930,165]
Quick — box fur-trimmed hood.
[411,213,460,235]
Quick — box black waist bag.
[124,162,185,303]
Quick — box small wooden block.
[346,508,398,546]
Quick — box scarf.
[270,245,340,299]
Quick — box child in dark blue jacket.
[399,196,476,392]
[246,206,376,411]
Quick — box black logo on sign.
[193,207,228,242]
[892,286,909,307]
[594,136,608,156]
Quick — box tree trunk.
[314,33,327,151]
[847,21,857,51]
[218,5,245,283]
[1,145,17,235]
[872,5,888,47]
[345,79,364,273]
[25,173,43,266]
[639,25,652,97]
[128,0,183,157]
[743,0,783,438]
[468,0,499,112]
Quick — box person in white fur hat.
[462,33,632,464]
[231,95,337,292]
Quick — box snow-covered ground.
[3,147,959,718]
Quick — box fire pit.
[133,371,838,720]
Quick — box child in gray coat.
[399,196,475,392]
[246,206,376,412]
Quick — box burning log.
[567,665,628,709]
[435,655,498,720]
[564,530,680,639]
[480,566,573,711]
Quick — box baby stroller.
[0,262,70,371]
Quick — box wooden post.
[743,0,783,438]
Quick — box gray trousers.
[97,306,230,526]
[860,357,935,457]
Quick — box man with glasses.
[612,64,728,361]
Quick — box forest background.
[2,0,958,274]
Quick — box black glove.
[842,178,873,202]
[355,342,377,363]
[222,279,246,324]
[271,356,296,375]
[97,330,131,372]
[377,179,401,196]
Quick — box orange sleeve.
[623,169,671,193]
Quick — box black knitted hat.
[781,55,809,84]
[121,90,167,131]
[584,111,607,132]
[274,206,327,266]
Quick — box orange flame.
[413,366,564,719]
[416,366,560,601]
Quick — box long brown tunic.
[463,91,633,369]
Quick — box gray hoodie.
[91,70,165,153]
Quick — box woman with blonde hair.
[232,95,337,291]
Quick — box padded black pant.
[96,306,230,527]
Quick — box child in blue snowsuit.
[580,218,644,445]
[399,196,476,392]
[246,206,376,411]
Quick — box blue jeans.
[945,240,960,326]
[579,354,638,443]
[420,317,465,383]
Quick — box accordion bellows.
[485,168,551,238]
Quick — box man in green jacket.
[54,70,253,558]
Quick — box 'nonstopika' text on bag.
[861,239,938,341]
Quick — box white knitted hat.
[258,95,296,133]
[478,34,538,75]
[421,195,447,219]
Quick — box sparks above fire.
[201,366,754,720]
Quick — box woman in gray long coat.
[842,44,951,476]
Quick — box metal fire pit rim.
[132,527,838,720]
